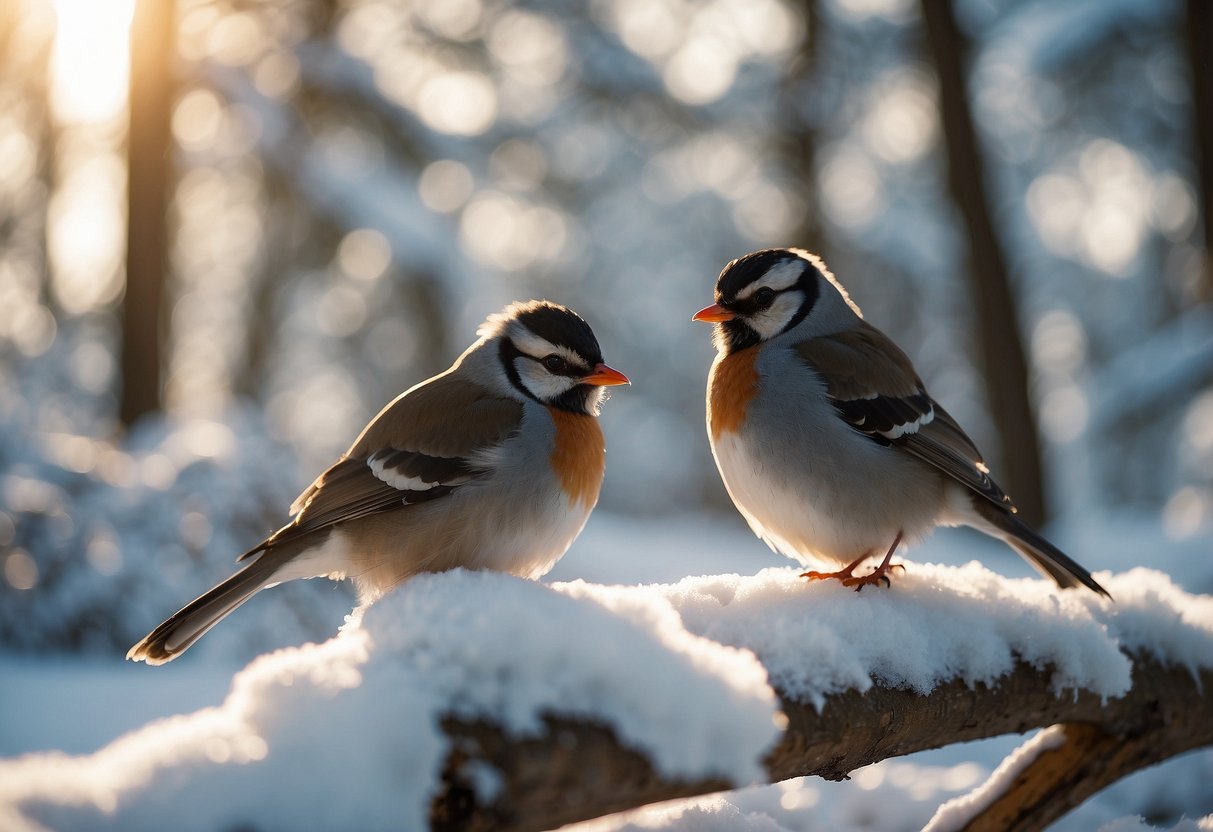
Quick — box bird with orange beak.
[130,300,629,664]
[694,248,1108,597]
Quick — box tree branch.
[430,654,1213,831]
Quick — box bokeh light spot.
[4,550,38,591]
[337,229,393,282]
[418,160,475,213]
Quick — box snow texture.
[2,561,1211,832]
[0,407,354,660]
[657,563,1212,709]
[0,569,780,832]
[923,724,1068,832]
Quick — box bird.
[128,300,630,664]
[692,247,1109,597]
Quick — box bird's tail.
[127,553,281,665]
[971,498,1111,599]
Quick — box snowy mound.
[2,563,1210,832]
[0,570,781,832]
[656,562,1212,707]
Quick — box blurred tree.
[781,0,827,255]
[920,0,1046,525]
[121,0,176,426]
[0,0,55,318]
[1185,0,1213,303]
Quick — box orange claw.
[799,532,906,592]
[840,562,906,591]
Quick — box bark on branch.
[430,654,1213,831]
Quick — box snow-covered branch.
[433,651,1211,832]
[1,564,1210,832]
[436,654,1213,829]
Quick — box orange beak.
[582,363,630,387]
[692,303,735,323]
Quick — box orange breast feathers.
[708,348,760,441]
[548,409,606,508]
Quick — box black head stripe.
[783,258,820,333]
[514,301,603,366]
[713,249,823,343]
[716,249,803,303]
[498,338,535,402]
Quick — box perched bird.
[693,248,1108,596]
[129,300,629,664]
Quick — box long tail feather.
[127,556,279,665]
[972,499,1111,599]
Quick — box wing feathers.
[795,325,1012,508]
[795,322,922,400]
[275,374,523,548]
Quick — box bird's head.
[479,300,629,414]
[693,248,860,354]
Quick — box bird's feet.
[840,562,906,591]
[801,567,858,583]
[800,532,906,592]
[800,553,868,585]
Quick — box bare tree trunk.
[919,0,1047,525]
[121,0,176,426]
[781,0,827,254]
[1186,0,1213,304]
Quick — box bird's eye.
[754,287,776,308]
[541,354,568,373]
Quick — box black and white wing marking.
[241,374,523,559]
[795,323,1013,509]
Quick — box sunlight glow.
[862,70,937,164]
[4,549,39,591]
[1162,486,1209,541]
[603,0,800,106]
[47,153,127,315]
[419,160,476,213]
[417,72,498,136]
[819,144,882,229]
[1026,140,1153,277]
[459,190,567,271]
[51,0,136,124]
[337,229,393,282]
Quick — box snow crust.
[0,570,780,832]
[1,561,1210,832]
[659,563,1211,708]
[923,724,1068,832]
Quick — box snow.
[0,569,781,832]
[2,556,1210,832]
[923,724,1068,832]
[663,563,1132,708]
[2,0,1209,827]
[0,407,355,662]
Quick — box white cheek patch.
[748,291,804,340]
[368,456,437,491]
[516,360,578,401]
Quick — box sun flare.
[50,0,137,123]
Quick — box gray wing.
[242,374,523,559]
[795,325,1014,510]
